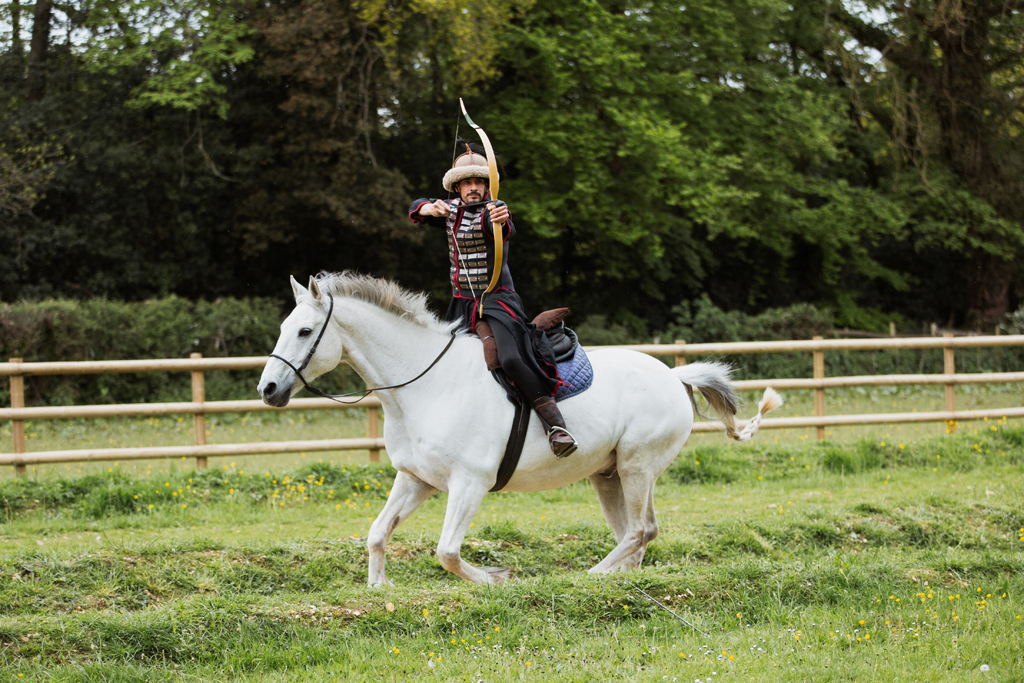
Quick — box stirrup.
[547,426,578,459]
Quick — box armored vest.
[447,206,489,296]
[441,199,515,299]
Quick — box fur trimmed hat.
[443,152,494,192]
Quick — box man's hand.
[419,200,452,218]
[488,202,510,225]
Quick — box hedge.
[578,296,1024,382]
[2,296,1021,407]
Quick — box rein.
[269,293,458,405]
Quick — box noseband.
[268,292,457,404]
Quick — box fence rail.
[4,333,1024,474]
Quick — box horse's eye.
[298,328,313,338]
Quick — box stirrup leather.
[547,426,578,459]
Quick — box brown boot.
[532,397,578,458]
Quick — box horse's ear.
[308,275,323,301]
[290,275,306,301]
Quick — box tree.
[832,0,1024,325]
[454,0,908,325]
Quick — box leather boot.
[474,319,501,370]
[532,396,578,458]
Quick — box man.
[409,141,577,458]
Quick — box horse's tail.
[673,361,783,441]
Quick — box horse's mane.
[314,271,454,334]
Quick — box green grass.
[1,424,1023,681]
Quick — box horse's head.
[258,275,343,407]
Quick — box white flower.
[980,664,990,672]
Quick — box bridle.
[268,293,458,405]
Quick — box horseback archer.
[409,102,577,458]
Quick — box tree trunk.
[967,251,1012,327]
[27,0,53,101]
[12,1,23,55]
[930,11,992,197]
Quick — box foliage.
[0,124,62,216]
[81,0,255,118]
[573,314,645,346]
[360,0,536,94]
[479,0,910,324]
[666,295,834,345]
[1000,304,1024,335]
[1,0,1024,331]
[829,0,1024,323]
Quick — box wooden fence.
[2,334,1023,474]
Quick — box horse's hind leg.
[367,471,437,587]
[587,463,660,575]
[589,468,628,543]
[436,478,511,584]
[624,488,657,569]
[589,468,648,570]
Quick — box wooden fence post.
[9,358,26,476]
[674,340,686,367]
[813,336,825,441]
[944,332,956,427]
[367,405,380,463]
[190,353,207,469]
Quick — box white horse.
[258,272,781,586]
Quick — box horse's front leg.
[367,471,437,587]
[436,477,510,584]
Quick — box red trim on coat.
[496,301,518,321]
[409,200,432,223]
[544,360,565,395]
[451,286,515,300]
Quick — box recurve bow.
[459,98,505,312]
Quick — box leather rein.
[269,293,458,405]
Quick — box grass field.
[0,393,1022,681]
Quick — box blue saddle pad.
[554,344,593,402]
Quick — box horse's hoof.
[484,567,512,583]
[368,578,395,588]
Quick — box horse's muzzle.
[258,381,292,408]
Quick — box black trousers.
[485,315,551,403]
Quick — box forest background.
[3,0,1024,350]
